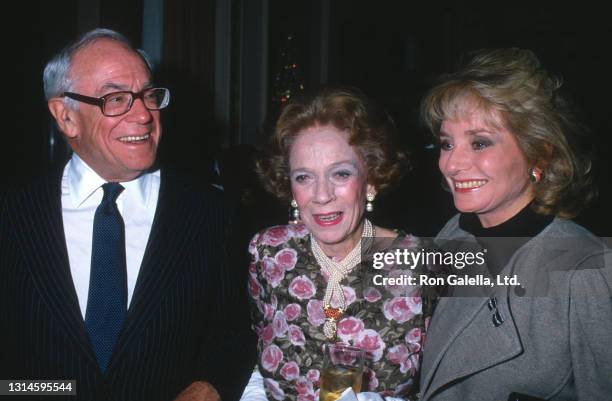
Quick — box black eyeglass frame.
[61,87,170,116]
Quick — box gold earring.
[528,167,542,184]
[366,193,375,212]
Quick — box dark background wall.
[327,1,612,237]
[7,0,611,237]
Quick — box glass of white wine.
[320,344,365,401]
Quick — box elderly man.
[0,29,253,401]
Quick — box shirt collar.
[68,154,106,207]
[121,169,157,207]
[68,153,158,208]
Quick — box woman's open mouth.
[453,179,487,192]
[313,212,343,226]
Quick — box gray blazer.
[420,215,612,401]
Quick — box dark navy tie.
[85,182,127,372]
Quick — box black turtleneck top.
[458,205,554,275]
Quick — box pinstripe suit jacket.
[0,167,255,401]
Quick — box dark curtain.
[158,0,218,179]
[100,0,144,47]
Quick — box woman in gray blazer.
[418,48,612,401]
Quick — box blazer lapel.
[421,296,485,395]
[11,170,97,364]
[421,293,522,398]
[421,236,522,398]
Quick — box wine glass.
[319,344,365,401]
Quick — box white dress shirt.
[61,154,160,318]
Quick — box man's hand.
[174,381,221,401]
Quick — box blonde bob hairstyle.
[258,86,408,201]
[421,48,594,218]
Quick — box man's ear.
[48,98,79,139]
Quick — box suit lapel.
[11,169,97,364]
[109,170,201,365]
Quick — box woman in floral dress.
[243,87,437,401]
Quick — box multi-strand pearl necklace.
[310,219,374,340]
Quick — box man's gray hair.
[43,28,154,104]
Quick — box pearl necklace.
[310,219,375,340]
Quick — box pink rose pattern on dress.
[263,303,275,321]
[297,393,316,401]
[387,344,413,373]
[405,327,421,344]
[336,316,365,342]
[275,248,298,271]
[249,226,434,400]
[288,324,306,347]
[260,323,275,345]
[288,275,317,300]
[284,303,301,321]
[408,296,423,315]
[383,297,422,323]
[261,226,291,247]
[280,361,300,381]
[295,376,314,397]
[262,256,285,288]
[306,299,325,326]
[248,275,263,299]
[306,369,320,385]
[354,329,386,362]
[261,344,283,373]
[273,311,289,338]
[288,223,310,238]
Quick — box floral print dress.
[248,224,435,401]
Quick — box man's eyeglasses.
[62,87,170,117]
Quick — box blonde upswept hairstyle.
[421,48,595,218]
